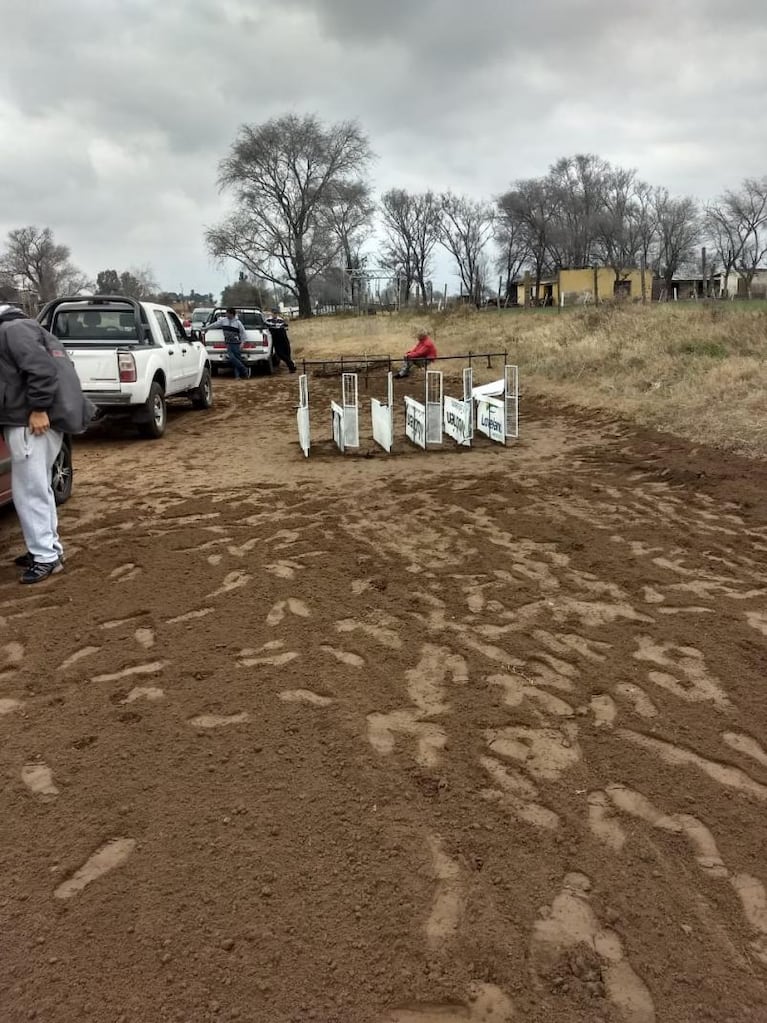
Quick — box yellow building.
[516,267,651,306]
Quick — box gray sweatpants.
[5,427,64,564]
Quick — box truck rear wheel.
[137,381,167,439]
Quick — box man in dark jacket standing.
[0,304,69,583]
[265,308,296,373]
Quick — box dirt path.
[1,373,766,1023]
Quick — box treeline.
[207,114,767,313]
[4,114,765,315]
[0,226,212,311]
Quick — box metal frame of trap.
[295,359,519,457]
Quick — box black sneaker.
[20,560,64,585]
[14,551,65,568]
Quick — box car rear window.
[53,308,139,341]
[210,309,264,329]
[191,308,213,321]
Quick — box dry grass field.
[292,303,767,457]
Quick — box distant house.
[515,267,650,307]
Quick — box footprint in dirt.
[590,783,767,965]
[266,598,311,626]
[278,690,333,707]
[122,687,165,705]
[320,645,365,668]
[633,637,730,708]
[614,684,658,720]
[134,628,155,650]
[485,724,581,781]
[58,646,101,672]
[54,839,136,900]
[264,560,304,580]
[21,762,59,801]
[480,756,559,831]
[746,611,767,637]
[100,614,145,630]
[110,564,141,583]
[383,984,515,1022]
[337,616,403,650]
[366,645,467,767]
[91,662,166,684]
[722,731,767,769]
[0,642,24,679]
[166,607,214,625]
[207,570,251,599]
[618,729,767,801]
[531,872,656,1023]
[189,712,249,729]
[367,710,446,769]
[489,673,574,719]
[425,836,465,951]
[238,640,299,668]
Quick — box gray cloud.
[1,0,766,295]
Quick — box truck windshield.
[53,308,139,341]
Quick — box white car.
[203,307,275,374]
[190,306,214,335]
[38,295,213,439]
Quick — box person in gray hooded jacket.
[0,304,91,583]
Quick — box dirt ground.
[2,368,767,1023]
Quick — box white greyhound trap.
[295,363,519,457]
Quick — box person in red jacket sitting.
[396,328,437,378]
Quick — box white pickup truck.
[37,295,213,439]
[201,306,275,375]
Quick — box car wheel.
[191,368,213,410]
[137,381,167,439]
[52,440,73,505]
[261,358,273,376]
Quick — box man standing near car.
[0,304,69,583]
[266,308,296,373]
[201,307,250,379]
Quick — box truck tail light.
[242,342,255,350]
[262,332,269,348]
[213,343,226,350]
[118,353,137,383]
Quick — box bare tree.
[730,178,767,298]
[597,169,654,288]
[704,198,745,297]
[547,154,609,268]
[494,193,530,303]
[653,189,701,298]
[498,179,559,302]
[95,265,158,299]
[0,226,90,305]
[380,189,442,306]
[380,189,415,304]
[207,114,372,318]
[439,193,494,304]
[323,180,375,306]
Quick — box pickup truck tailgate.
[66,349,120,391]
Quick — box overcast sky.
[1,0,765,298]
